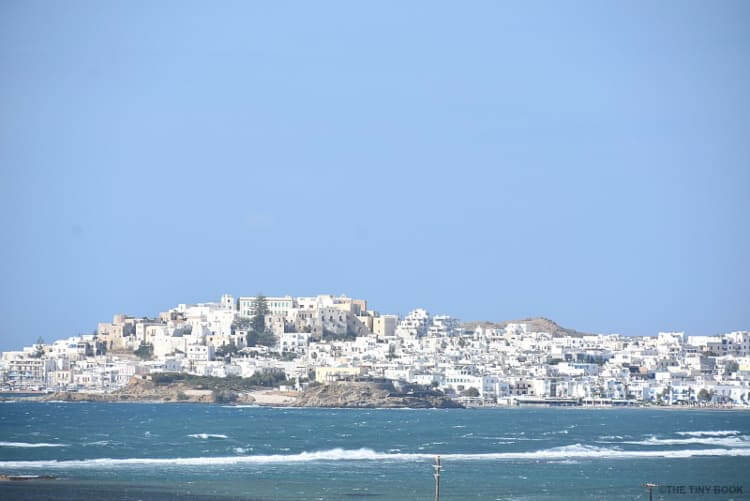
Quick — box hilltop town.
[2,294,749,408]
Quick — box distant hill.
[462,317,594,338]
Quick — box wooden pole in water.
[642,483,657,501]
[433,456,441,501]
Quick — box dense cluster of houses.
[2,293,749,407]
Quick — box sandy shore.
[246,389,299,406]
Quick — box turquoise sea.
[1,401,749,500]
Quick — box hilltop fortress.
[2,293,749,408]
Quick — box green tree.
[31,337,45,358]
[215,340,238,358]
[213,389,237,403]
[231,317,250,335]
[245,369,290,387]
[246,330,257,347]
[724,361,739,375]
[462,387,480,397]
[246,294,276,347]
[697,389,712,402]
[246,329,276,348]
[251,294,269,334]
[697,389,707,402]
[245,294,276,347]
[660,386,671,404]
[257,330,277,347]
[387,344,397,360]
[95,340,108,356]
[134,342,154,360]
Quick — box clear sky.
[1,1,749,350]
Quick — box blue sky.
[1,1,749,350]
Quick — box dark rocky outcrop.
[292,381,463,409]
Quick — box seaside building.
[395,309,431,339]
[2,293,750,408]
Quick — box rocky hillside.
[292,381,462,409]
[38,376,256,404]
[463,316,593,337]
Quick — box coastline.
[4,394,747,410]
[3,378,747,410]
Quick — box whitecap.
[188,434,228,440]
[620,435,750,448]
[2,445,750,469]
[675,430,740,437]
[0,441,68,448]
[83,441,112,447]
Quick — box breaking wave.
[620,435,750,448]
[542,429,568,435]
[188,434,228,440]
[676,430,740,437]
[83,440,115,447]
[0,441,69,448]
[2,445,750,469]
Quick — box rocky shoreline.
[20,378,462,409]
[32,376,255,404]
[292,381,463,409]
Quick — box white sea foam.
[2,445,750,469]
[221,405,259,409]
[675,430,740,437]
[620,435,750,448]
[0,441,69,448]
[83,441,113,447]
[188,434,228,440]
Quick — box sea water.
[1,402,749,499]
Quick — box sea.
[1,400,749,500]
